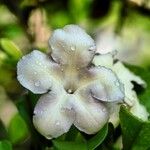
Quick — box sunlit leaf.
[0,38,22,60]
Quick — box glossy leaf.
[120,105,150,150]
[87,124,108,150]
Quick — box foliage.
[0,0,150,150]
[120,105,150,150]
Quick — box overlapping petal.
[113,62,149,120]
[92,53,149,121]
[72,94,109,134]
[33,88,74,139]
[77,66,124,103]
[113,62,145,105]
[49,25,96,67]
[17,50,61,94]
[17,25,148,140]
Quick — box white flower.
[17,25,125,139]
[93,52,149,125]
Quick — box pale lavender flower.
[17,25,147,139]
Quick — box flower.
[93,52,149,125]
[17,24,147,139]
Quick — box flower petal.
[17,50,61,94]
[71,94,109,134]
[33,89,74,139]
[113,62,149,120]
[93,54,148,120]
[113,62,145,105]
[107,103,120,127]
[93,52,114,68]
[130,95,149,121]
[93,53,145,104]
[49,25,96,67]
[77,66,124,103]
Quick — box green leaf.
[0,140,12,150]
[69,0,90,23]
[125,64,150,113]
[52,140,87,150]
[87,124,108,150]
[64,126,85,142]
[52,126,87,150]
[52,124,108,150]
[8,113,30,144]
[0,38,22,60]
[120,105,150,150]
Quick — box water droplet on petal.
[67,89,72,94]
[70,46,76,51]
[34,72,37,75]
[89,45,96,51]
[34,81,40,87]
[115,82,120,86]
[102,108,106,112]
[22,56,25,60]
[61,68,64,72]
[55,121,60,126]
[34,109,43,115]
[51,46,54,50]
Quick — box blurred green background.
[0,0,150,149]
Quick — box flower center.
[67,89,74,94]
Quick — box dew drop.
[34,81,40,87]
[102,108,106,112]
[51,46,54,50]
[55,121,60,126]
[67,89,72,94]
[36,60,42,66]
[34,72,37,75]
[89,45,96,51]
[22,56,25,60]
[61,68,64,72]
[34,109,43,115]
[115,82,120,86]
[70,46,76,51]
